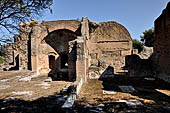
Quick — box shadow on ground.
[101,75,170,106]
[0,94,69,113]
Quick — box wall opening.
[44,29,78,81]
[27,38,32,70]
[48,55,55,70]
[15,54,19,70]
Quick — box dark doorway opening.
[9,54,19,70]
[48,55,55,70]
[27,38,32,70]
[60,53,68,69]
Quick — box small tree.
[140,28,155,47]
[132,39,144,52]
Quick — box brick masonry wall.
[88,21,132,70]
[154,2,170,83]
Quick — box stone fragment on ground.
[3,97,19,102]
[62,93,77,108]
[83,104,104,112]
[119,85,135,93]
[19,76,32,82]
[144,78,155,81]
[44,77,52,82]
[103,90,116,94]
[117,99,143,107]
[11,91,33,96]
[56,96,67,101]
[36,82,51,89]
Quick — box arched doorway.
[44,29,77,81]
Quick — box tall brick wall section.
[154,2,170,83]
[11,25,32,70]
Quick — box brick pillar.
[31,31,39,74]
[76,36,86,82]
[19,35,29,70]
[76,17,89,82]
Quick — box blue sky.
[40,0,169,40]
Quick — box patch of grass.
[0,56,5,64]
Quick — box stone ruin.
[4,17,133,82]
[125,46,154,77]
[154,2,170,83]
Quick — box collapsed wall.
[154,2,170,83]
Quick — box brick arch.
[42,20,81,33]
[48,52,58,56]
[49,25,77,33]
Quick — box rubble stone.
[138,46,153,59]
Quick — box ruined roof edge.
[154,2,170,24]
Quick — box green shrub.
[0,56,5,64]
[132,39,144,53]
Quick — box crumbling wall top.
[89,21,132,42]
[42,20,81,33]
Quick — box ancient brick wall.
[33,20,80,80]
[11,21,34,70]
[6,18,133,82]
[154,2,170,83]
[88,21,132,71]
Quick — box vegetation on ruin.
[132,39,143,52]
[0,56,5,64]
[0,0,53,43]
[0,43,10,57]
[140,28,155,47]
[29,21,40,27]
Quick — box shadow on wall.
[7,54,19,71]
[98,66,114,80]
